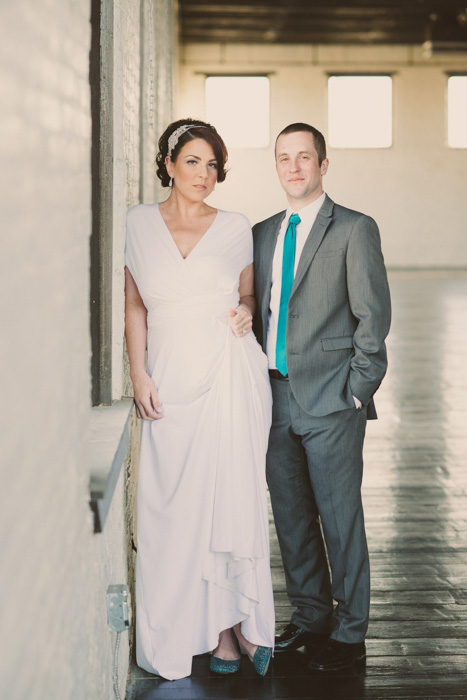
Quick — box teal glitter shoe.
[209,655,241,674]
[253,646,272,676]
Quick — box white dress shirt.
[267,192,326,369]
[265,192,361,408]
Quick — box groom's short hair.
[275,123,327,166]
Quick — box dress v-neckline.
[156,204,220,261]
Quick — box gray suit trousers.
[267,377,370,643]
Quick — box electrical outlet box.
[107,584,131,632]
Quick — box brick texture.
[0,1,175,698]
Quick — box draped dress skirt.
[125,204,275,680]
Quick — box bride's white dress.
[125,204,275,681]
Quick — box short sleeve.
[124,207,138,283]
[235,212,254,270]
[244,227,254,267]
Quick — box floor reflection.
[127,271,467,700]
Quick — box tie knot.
[289,213,301,226]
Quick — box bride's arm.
[229,263,256,337]
[125,267,163,420]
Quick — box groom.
[252,123,391,671]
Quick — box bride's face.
[166,138,218,201]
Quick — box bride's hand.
[228,304,253,338]
[131,371,163,420]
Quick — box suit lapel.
[258,211,286,322]
[290,195,334,301]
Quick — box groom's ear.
[321,158,329,176]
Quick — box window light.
[328,75,392,149]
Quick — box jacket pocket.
[321,335,354,351]
[314,248,344,259]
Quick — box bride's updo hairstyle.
[156,118,228,187]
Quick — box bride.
[124,118,275,680]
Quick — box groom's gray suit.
[253,194,391,642]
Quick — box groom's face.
[275,131,328,207]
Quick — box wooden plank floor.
[126,271,467,700]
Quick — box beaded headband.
[167,124,208,159]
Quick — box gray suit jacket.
[253,194,391,419]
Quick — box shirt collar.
[286,191,326,228]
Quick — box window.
[205,76,270,148]
[328,75,392,149]
[447,75,467,148]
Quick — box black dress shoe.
[307,639,366,671]
[274,623,328,653]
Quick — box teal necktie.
[276,213,301,376]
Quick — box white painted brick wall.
[112,0,142,401]
[0,0,176,697]
[1,0,101,696]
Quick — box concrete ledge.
[89,397,134,533]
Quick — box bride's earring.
[169,177,173,187]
